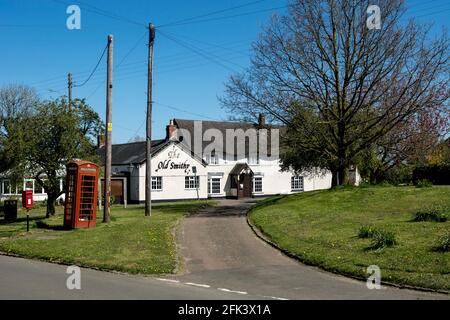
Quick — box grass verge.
[0,200,213,274]
[248,186,450,292]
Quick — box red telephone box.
[22,190,33,209]
[64,160,99,229]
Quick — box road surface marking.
[267,296,289,300]
[155,278,180,283]
[218,288,248,295]
[185,282,211,288]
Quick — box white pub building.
[0,116,337,204]
[99,116,333,204]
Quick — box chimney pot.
[258,113,265,128]
[166,119,177,140]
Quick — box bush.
[434,231,450,252]
[412,206,448,222]
[358,225,377,238]
[357,226,397,249]
[415,179,433,188]
[368,230,397,250]
[413,164,450,185]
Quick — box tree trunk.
[331,170,339,187]
[331,162,349,187]
[46,191,57,218]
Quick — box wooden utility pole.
[68,73,73,110]
[104,34,113,223]
[145,23,155,217]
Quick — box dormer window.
[206,151,218,165]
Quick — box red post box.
[64,160,99,229]
[22,190,33,209]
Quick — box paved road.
[0,200,448,300]
[173,199,448,300]
[0,255,265,300]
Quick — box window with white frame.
[34,180,45,194]
[291,176,304,191]
[2,180,11,194]
[185,176,199,189]
[24,179,33,192]
[208,178,221,194]
[253,176,263,193]
[151,176,162,190]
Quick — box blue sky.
[0,0,449,143]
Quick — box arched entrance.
[230,163,253,199]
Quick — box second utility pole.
[104,34,113,223]
[145,23,155,217]
[68,73,72,110]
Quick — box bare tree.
[220,0,449,186]
[0,84,38,174]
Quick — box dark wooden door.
[111,179,124,204]
[243,174,252,198]
[238,174,252,198]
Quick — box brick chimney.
[258,113,265,128]
[166,119,177,140]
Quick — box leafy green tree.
[25,98,102,217]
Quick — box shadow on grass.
[34,220,66,231]
[0,216,46,225]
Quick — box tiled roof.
[173,118,284,158]
[98,139,166,165]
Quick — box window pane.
[253,177,262,192]
[185,176,199,189]
[151,177,162,190]
[25,180,33,191]
[291,176,304,191]
[211,178,221,194]
[34,181,43,194]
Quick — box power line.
[115,31,147,69]
[158,30,250,56]
[73,44,108,87]
[157,4,287,28]
[86,31,148,99]
[156,0,267,28]
[154,101,223,121]
[158,30,241,72]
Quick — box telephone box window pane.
[79,175,95,221]
[64,173,76,222]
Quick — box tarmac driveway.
[174,199,448,300]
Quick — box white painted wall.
[118,142,332,202]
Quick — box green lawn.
[0,200,213,274]
[249,186,450,292]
